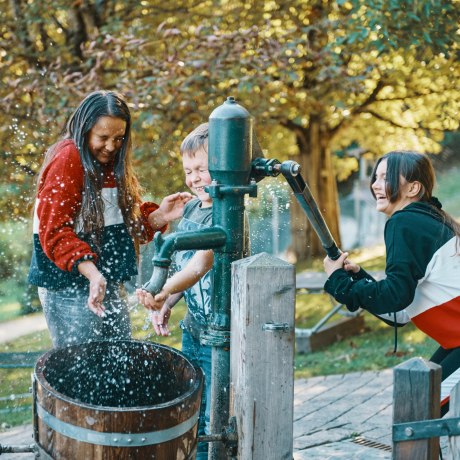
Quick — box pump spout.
[142,228,227,295]
[142,266,170,296]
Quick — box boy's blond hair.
[180,123,208,157]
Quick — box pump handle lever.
[278,160,342,261]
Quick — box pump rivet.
[404,427,414,437]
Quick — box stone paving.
[0,314,47,344]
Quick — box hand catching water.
[150,305,172,337]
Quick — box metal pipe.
[250,157,341,260]
[206,97,253,459]
[0,444,36,454]
[142,228,227,295]
[279,161,342,260]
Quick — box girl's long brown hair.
[35,90,145,251]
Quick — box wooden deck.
[293,370,393,459]
[1,272,444,459]
[0,273,396,459]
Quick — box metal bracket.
[251,157,282,179]
[200,329,231,347]
[206,181,257,198]
[393,416,460,442]
[262,322,291,333]
[197,416,238,457]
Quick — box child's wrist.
[158,287,170,300]
[163,293,173,308]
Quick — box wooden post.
[393,357,441,460]
[230,253,295,460]
[448,381,460,459]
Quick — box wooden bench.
[0,351,47,369]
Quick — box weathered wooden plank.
[296,315,365,354]
[230,252,295,460]
[448,381,460,460]
[392,357,441,460]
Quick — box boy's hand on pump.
[324,252,360,277]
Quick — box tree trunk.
[288,118,341,263]
[67,1,103,59]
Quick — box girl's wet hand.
[88,274,107,317]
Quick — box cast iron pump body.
[142,96,341,459]
[143,96,256,459]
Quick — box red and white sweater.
[28,140,160,289]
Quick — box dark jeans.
[181,327,212,460]
[431,345,460,416]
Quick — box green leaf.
[406,13,421,22]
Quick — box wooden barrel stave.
[33,340,203,460]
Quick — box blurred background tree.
[1,0,459,262]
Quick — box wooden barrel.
[33,340,203,459]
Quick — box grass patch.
[0,279,24,322]
[0,301,22,323]
[295,315,437,378]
